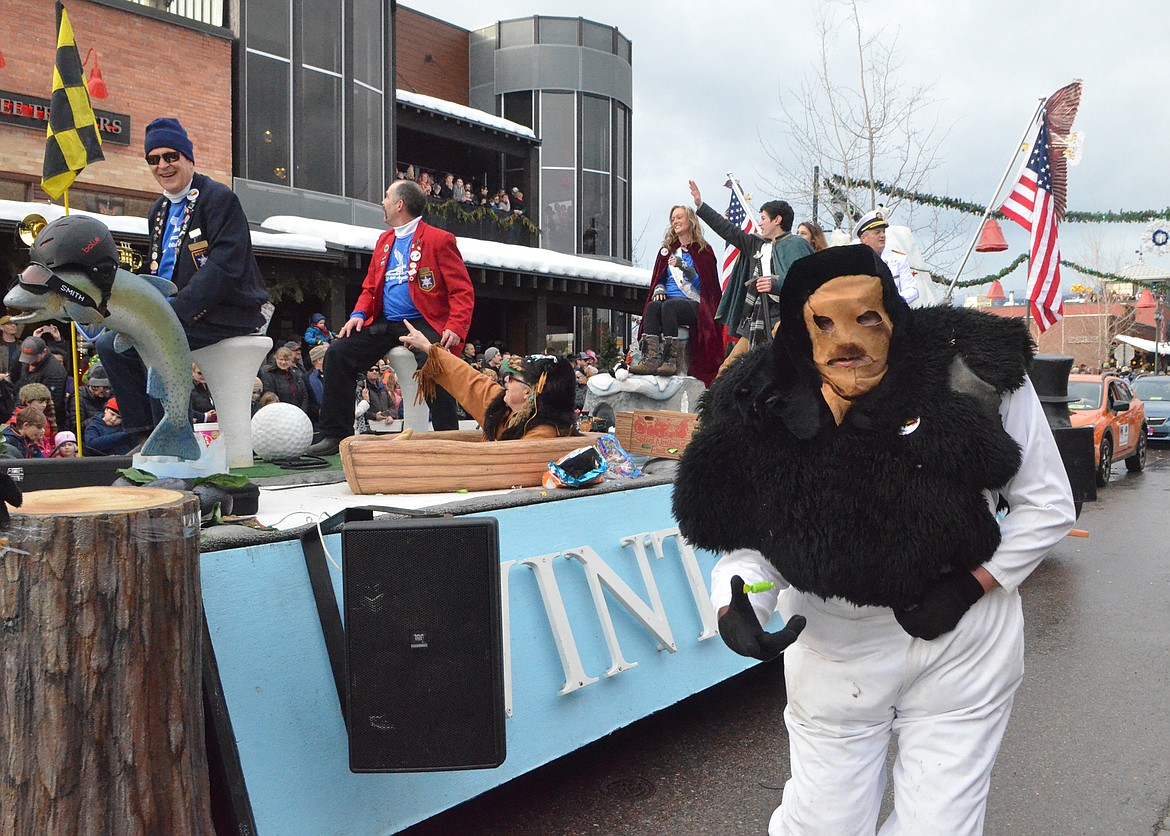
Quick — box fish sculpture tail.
[142,418,202,461]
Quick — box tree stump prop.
[0,487,213,835]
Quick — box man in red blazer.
[307,181,475,454]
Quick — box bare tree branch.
[760,0,964,265]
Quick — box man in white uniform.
[856,209,919,306]
[673,244,1074,835]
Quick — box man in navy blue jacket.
[96,117,270,442]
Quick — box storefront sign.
[0,89,131,146]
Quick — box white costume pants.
[770,585,1025,836]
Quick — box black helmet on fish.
[27,215,119,304]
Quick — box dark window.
[246,53,291,184]
[352,0,382,87]
[541,169,575,254]
[350,84,383,203]
[538,17,578,45]
[301,0,341,71]
[613,177,627,260]
[248,0,291,57]
[297,70,343,194]
[541,92,575,167]
[614,103,629,179]
[502,91,533,129]
[581,21,613,54]
[499,18,534,48]
[581,94,610,172]
[581,171,610,257]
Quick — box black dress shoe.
[305,436,344,456]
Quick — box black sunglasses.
[145,151,182,166]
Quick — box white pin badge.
[898,417,922,436]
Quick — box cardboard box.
[614,409,700,460]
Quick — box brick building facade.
[394,7,469,105]
[0,0,233,213]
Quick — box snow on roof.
[261,215,651,288]
[1117,259,1170,282]
[396,89,537,141]
[0,199,328,254]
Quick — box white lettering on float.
[504,527,718,716]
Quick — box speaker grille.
[343,517,505,772]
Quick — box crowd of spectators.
[396,163,527,219]
[0,308,605,457]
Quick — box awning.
[1115,333,1170,355]
[0,199,332,261]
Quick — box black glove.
[718,575,806,661]
[0,471,23,530]
[895,571,985,640]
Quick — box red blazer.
[638,240,723,386]
[353,221,475,352]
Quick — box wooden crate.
[614,410,699,460]
[339,430,602,494]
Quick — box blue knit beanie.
[144,117,195,163]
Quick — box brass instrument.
[16,213,47,247]
[117,242,143,271]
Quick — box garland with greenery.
[828,175,1170,224]
[598,330,621,372]
[925,254,1028,288]
[267,273,334,305]
[925,255,1170,291]
[423,198,541,237]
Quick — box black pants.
[317,317,457,438]
[642,298,699,338]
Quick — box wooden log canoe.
[339,430,601,494]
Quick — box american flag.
[720,182,755,291]
[1000,120,1063,332]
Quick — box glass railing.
[123,0,224,28]
[421,198,539,248]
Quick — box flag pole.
[944,97,1047,301]
[71,322,84,457]
[725,172,759,226]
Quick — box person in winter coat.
[2,406,47,458]
[401,321,578,441]
[260,347,309,412]
[83,397,137,456]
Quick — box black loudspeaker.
[342,516,506,773]
[1050,425,1097,506]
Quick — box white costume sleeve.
[986,376,1076,590]
[710,548,789,628]
[882,250,919,306]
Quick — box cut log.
[0,487,212,835]
[339,430,601,494]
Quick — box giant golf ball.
[251,402,313,460]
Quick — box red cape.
[639,241,723,386]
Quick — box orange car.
[1066,373,1147,486]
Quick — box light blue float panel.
[201,484,760,835]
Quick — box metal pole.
[1157,307,1163,376]
[812,165,820,222]
[945,97,1047,302]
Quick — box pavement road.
[402,444,1170,836]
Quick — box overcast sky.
[407,0,1169,298]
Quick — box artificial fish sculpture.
[5,214,200,461]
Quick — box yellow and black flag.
[42,1,104,200]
